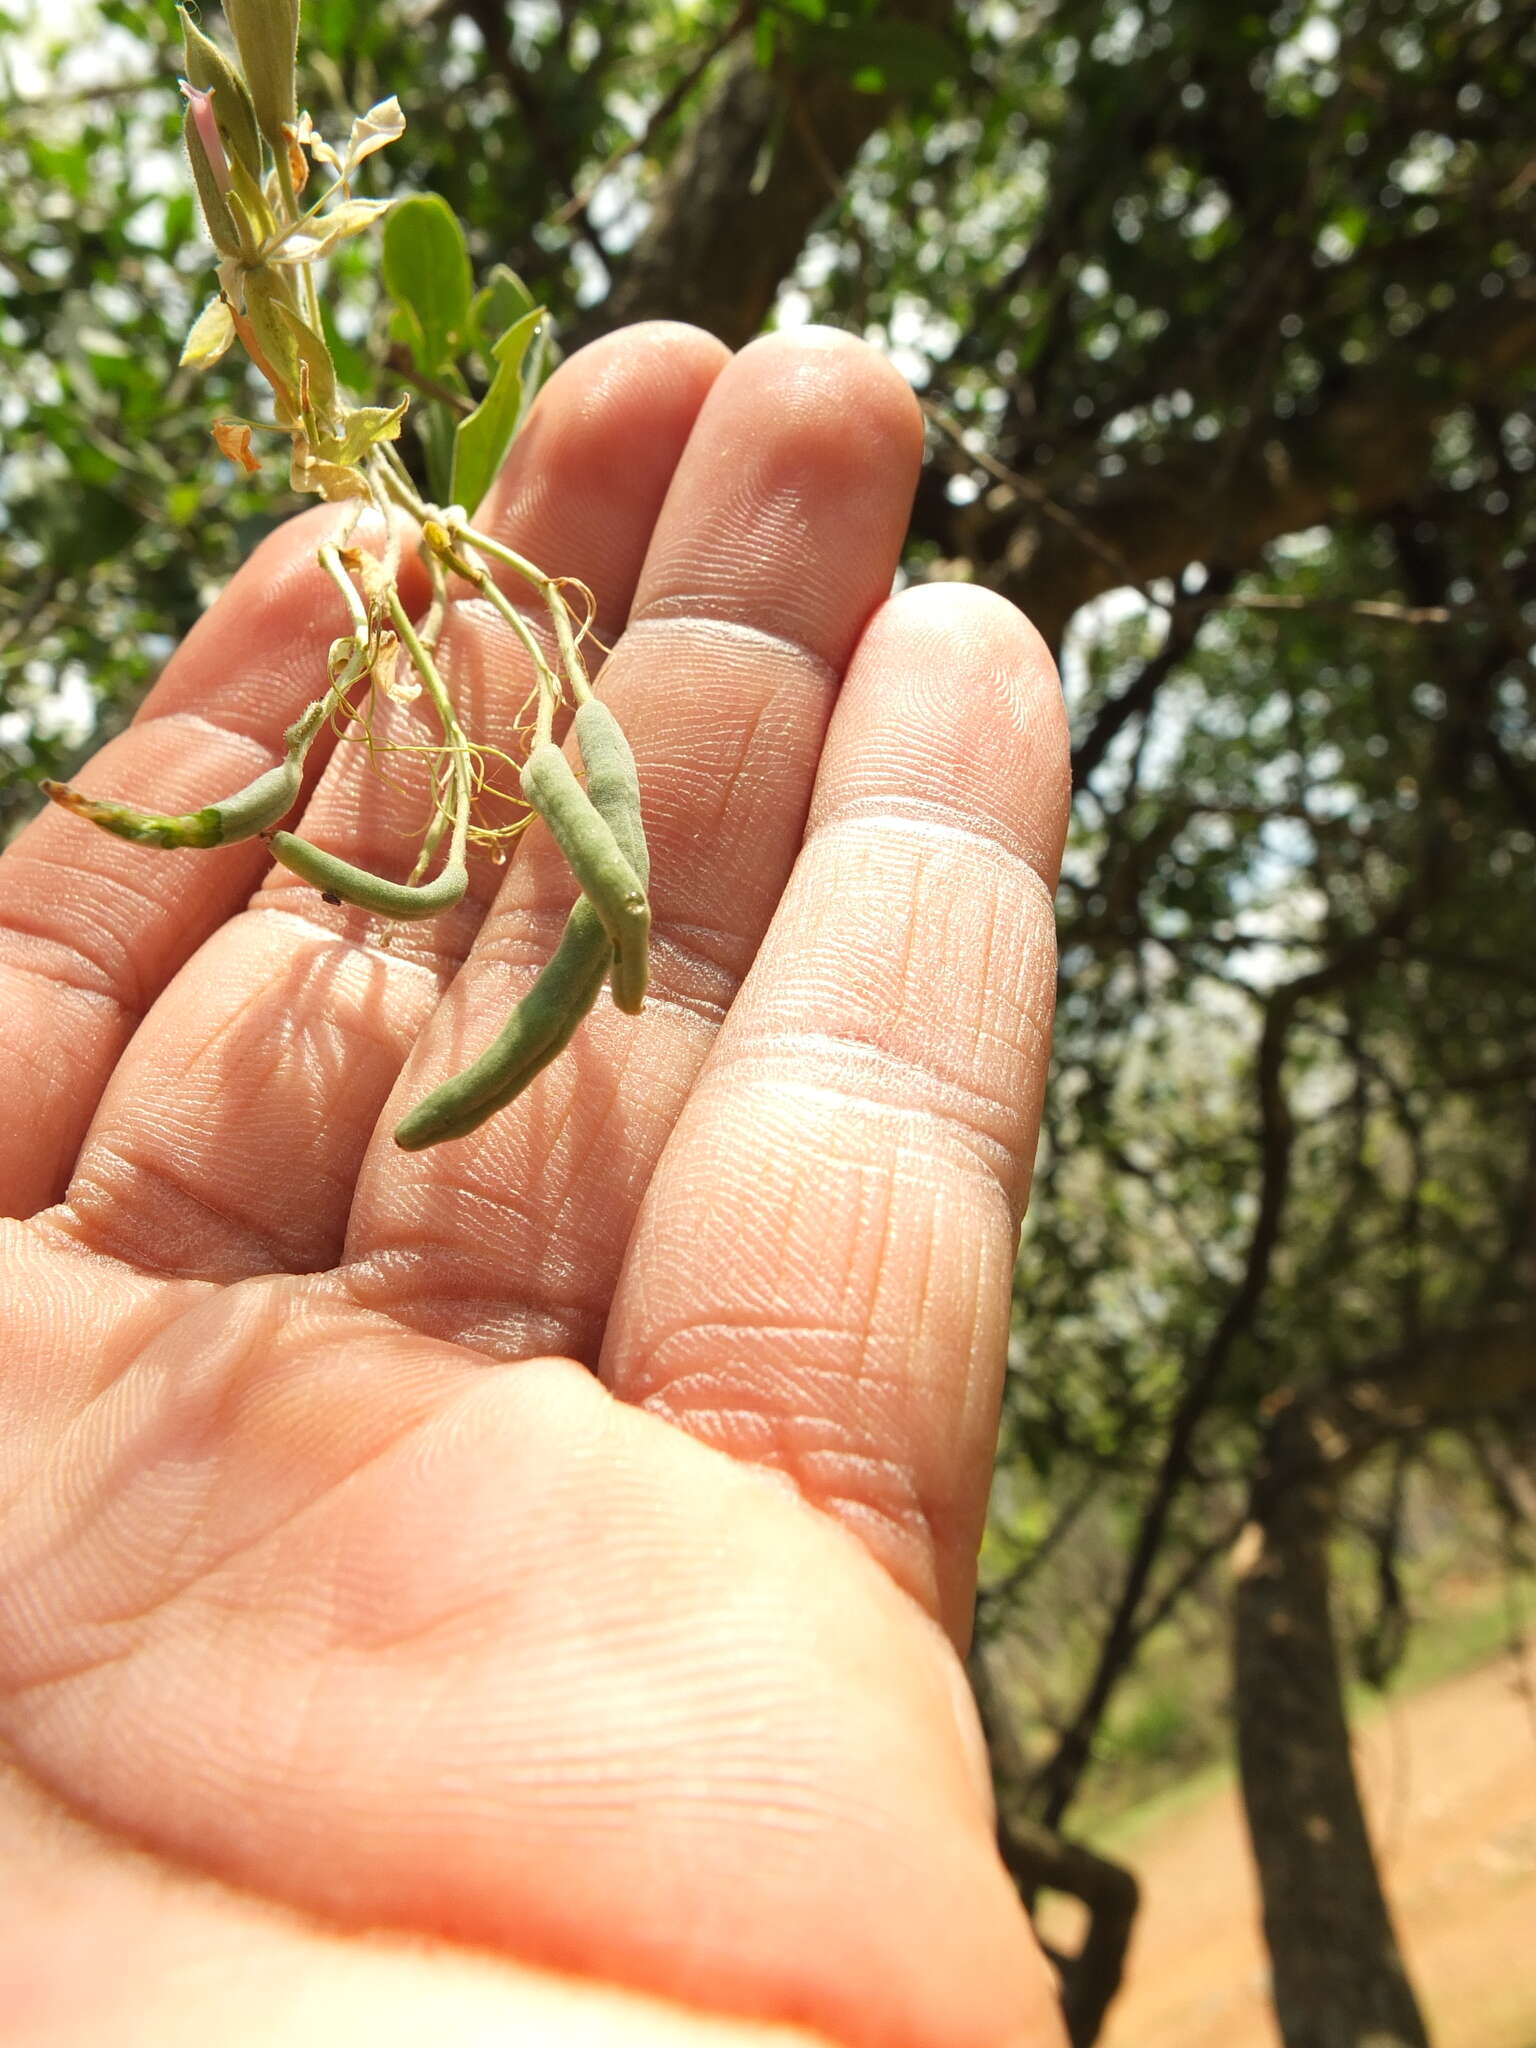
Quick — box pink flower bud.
[180,80,231,195]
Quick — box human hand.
[0,325,1069,2048]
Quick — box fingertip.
[816,577,1071,893]
[883,576,1060,688]
[735,324,925,472]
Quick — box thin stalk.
[425,526,565,746]
[456,523,593,704]
[274,142,325,333]
[386,584,472,868]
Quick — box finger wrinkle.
[620,611,839,689]
[639,915,749,1021]
[803,800,1061,910]
[335,1264,606,1366]
[0,849,234,1012]
[460,899,592,981]
[57,1144,305,1283]
[243,905,462,983]
[690,1042,1028,1198]
[635,1370,940,1611]
[147,709,299,760]
[0,925,135,1014]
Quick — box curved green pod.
[38,687,337,852]
[392,898,611,1149]
[40,753,304,850]
[267,829,469,919]
[573,698,650,1012]
[521,737,650,1015]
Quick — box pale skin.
[0,325,1071,2048]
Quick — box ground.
[1042,1654,1536,2048]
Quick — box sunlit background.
[2,5,1532,2043]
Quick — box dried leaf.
[273,195,392,264]
[290,435,370,501]
[345,96,405,174]
[180,295,237,369]
[212,419,261,473]
[337,544,392,614]
[282,121,309,197]
[295,109,342,178]
[372,631,419,703]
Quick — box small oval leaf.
[381,192,473,376]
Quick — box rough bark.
[1229,1313,1534,2048]
[598,0,953,347]
[1231,1402,1430,2048]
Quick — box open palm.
[0,326,1068,2047]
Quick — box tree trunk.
[597,0,954,347]
[1231,1406,1430,2048]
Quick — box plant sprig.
[40,0,649,1150]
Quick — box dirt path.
[1083,1656,1536,2048]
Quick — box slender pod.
[573,698,650,1011]
[38,690,332,849]
[393,898,611,1148]
[267,828,468,918]
[521,739,650,1012]
[573,701,648,884]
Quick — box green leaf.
[517,317,552,431]
[320,299,371,398]
[470,264,536,354]
[274,302,342,426]
[326,396,409,467]
[450,308,544,514]
[419,400,456,508]
[381,193,473,376]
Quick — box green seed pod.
[521,739,650,1015]
[40,754,303,850]
[573,698,650,1011]
[393,899,612,1149]
[267,831,469,919]
[573,701,648,885]
[183,106,240,257]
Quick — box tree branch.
[974,288,1536,646]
